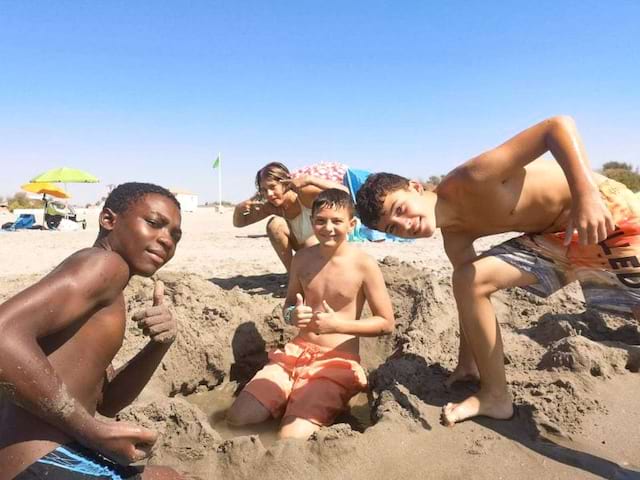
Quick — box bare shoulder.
[48,248,130,303]
[437,165,478,199]
[353,248,381,273]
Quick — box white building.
[170,188,198,213]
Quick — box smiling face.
[375,182,437,238]
[312,205,356,248]
[100,193,182,276]
[258,177,295,208]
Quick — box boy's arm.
[233,196,279,227]
[442,232,477,269]
[0,251,156,463]
[314,256,395,336]
[283,254,314,328]
[98,281,176,417]
[285,176,349,207]
[466,115,614,244]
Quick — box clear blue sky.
[1,1,639,205]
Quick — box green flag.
[212,154,220,169]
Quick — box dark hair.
[312,188,355,218]
[355,173,410,227]
[254,162,291,194]
[103,182,180,215]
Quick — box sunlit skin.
[0,193,184,479]
[232,174,348,270]
[227,203,395,439]
[373,116,619,426]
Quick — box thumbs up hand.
[292,293,314,329]
[132,280,178,344]
[312,300,340,334]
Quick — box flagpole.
[218,152,222,213]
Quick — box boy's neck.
[317,239,350,259]
[432,190,460,231]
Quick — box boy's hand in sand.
[311,300,340,334]
[132,281,177,344]
[292,293,313,328]
[89,420,157,465]
[564,190,615,245]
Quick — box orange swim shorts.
[487,178,640,313]
[242,337,368,426]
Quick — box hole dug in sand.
[112,261,640,478]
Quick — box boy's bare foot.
[444,364,480,388]
[441,389,513,426]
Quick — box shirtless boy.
[0,183,184,479]
[233,162,348,271]
[227,188,395,439]
[355,116,639,426]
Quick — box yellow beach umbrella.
[21,182,71,199]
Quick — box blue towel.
[343,168,413,243]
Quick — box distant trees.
[4,192,44,212]
[601,162,640,192]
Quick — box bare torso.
[0,252,128,476]
[294,245,366,354]
[439,158,607,239]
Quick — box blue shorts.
[14,443,142,480]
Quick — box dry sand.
[1,208,639,479]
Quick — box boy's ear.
[99,208,118,232]
[407,180,424,193]
[349,216,357,233]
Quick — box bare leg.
[445,321,480,387]
[279,416,320,439]
[442,256,537,426]
[226,391,272,426]
[266,217,300,272]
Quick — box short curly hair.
[355,173,410,228]
[104,182,180,215]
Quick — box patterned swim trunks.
[242,337,367,426]
[486,179,640,313]
[14,443,142,480]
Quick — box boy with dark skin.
[0,183,184,479]
[227,189,394,439]
[355,116,640,426]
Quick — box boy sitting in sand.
[227,188,395,439]
[354,116,638,426]
[0,183,184,479]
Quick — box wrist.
[283,305,296,325]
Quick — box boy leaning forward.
[355,116,639,426]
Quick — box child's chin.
[133,264,160,277]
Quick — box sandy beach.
[1,208,639,479]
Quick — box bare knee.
[452,262,500,299]
[226,392,271,426]
[278,416,320,439]
[266,216,288,241]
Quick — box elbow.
[381,317,395,335]
[547,115,576,133]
